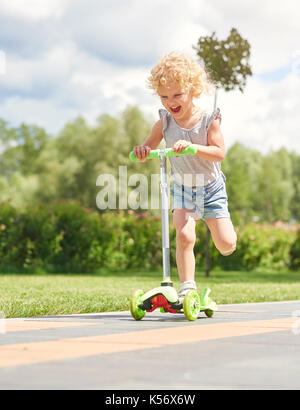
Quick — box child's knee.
[219,244,236,256]
[176,229,196,249]
[218,234,237,256]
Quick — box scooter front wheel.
[130,289,146,321]
[183,290,200,321]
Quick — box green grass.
[0,269,300,318]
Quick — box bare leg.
[173,209,197,282]
[205,217,237,256]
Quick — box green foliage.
[231,223,296,271]
[194,27,252,92]
[290,152,300,221]
[0,202,62,270]
[0,106,300,224]
[222,143,262,226]
[255,149,294,222]
[0,106,156,210]
[222,143,298,225]
[290,229,300,270]
[0,202,298,273]
[0,123,49,178]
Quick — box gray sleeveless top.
[159,108,222,187]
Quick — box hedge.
[0,201,299,273]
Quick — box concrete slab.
[0,300,299,390]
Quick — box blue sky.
[257,66,292,83]
[0,0,300,153]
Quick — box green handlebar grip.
[129,144,198,162]
[129,150,160,162]
[166,144,198,157]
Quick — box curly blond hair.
[147,52,214,98]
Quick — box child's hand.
[173,140,191,154]
[133,145,151,162]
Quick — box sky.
[0,0,300,154]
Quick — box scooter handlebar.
[129,144,198,162]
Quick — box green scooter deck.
[137,286,217,318]
[140,285,178,305]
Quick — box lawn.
[0,269,300,318]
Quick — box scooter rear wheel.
[130,289,146,320]
[183,290,200,321]
[204,309,214,318]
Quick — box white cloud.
[0,96,77,135]
[0,42,154,132]
[215,73,300,154]
[61,0,208,66]
[0,0,299,154]
[0,0,70,21]
[205,0,300,73]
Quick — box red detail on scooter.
[147,295,178,314]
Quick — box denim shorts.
[170,172,230,220]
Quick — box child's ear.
[190,87,198,98]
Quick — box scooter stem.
[159,151,171,284]
[129,145,198,286]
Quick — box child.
[133,52,237,300]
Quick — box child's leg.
[173,208,197,282]
[204,217,237,256]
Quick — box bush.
[229,223,296,270]
[0,202,299,273]
[0,202,18,268]
[0,202,64,271]
[290,229,300,270]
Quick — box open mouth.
[170,106,181,114]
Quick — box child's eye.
[175,94,182,97]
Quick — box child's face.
[158,82,193,119]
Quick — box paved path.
[0,300,300,390]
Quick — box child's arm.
[173,118,225,162]
[197,118,225,162]
[133,119,163,162]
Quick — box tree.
[194,27,252,276]
[36,106,154,210]
[222,143,261,226]
[0,122,49,178]
[194,28,252,93]
[255,148,294,222]
[290,152,300,221]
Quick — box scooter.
[129,145,217,321]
